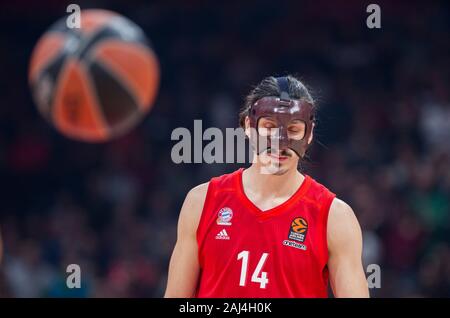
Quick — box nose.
[279,126,290,149]
[271,126,290,151]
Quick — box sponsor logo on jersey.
[215,229,230,240]
[282,240,307,250]
[216,207,233,226]
[288,217,308,243]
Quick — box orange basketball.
[29,9,160,142]
[292,217,308,233]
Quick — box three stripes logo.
[215,229,230,240]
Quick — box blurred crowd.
[0,0,449,297]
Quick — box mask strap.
[275,76,291,101]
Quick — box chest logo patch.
[217,207,233,226]
[289,217,308,242]
[283,217,308,251]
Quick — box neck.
[243,164,304,198]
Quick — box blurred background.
[0,0,449,297]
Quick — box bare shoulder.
[327,198,363,249]
[185,182,210,205]
[329,198,357,222]
[178,182,210,235]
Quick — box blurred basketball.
[292,217,308,233]
[29,9,160,142]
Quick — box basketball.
[28,9,160,142]
[292,217,308,233]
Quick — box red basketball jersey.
[196,168,336,298]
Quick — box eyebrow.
[289,120,305,125]
[260,116,277,123]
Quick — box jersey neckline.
[235,167,312,221]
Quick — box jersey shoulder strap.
[303,175,336,223]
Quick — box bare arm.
[327,198,369,298]
[164,182,209,298]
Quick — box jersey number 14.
[237,250,269,289]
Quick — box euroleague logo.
[283,217,308,251]
[216,207,233,226]
[289,217,308,242]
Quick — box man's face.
[246,116,312,175]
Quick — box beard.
[271,165,289,175]
[256,147,298,175]
[266,148,293,157]
[272,156,292,175]
[260,156,291,175]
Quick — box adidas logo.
[215,229,230,240]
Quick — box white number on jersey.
[237,250,269,289]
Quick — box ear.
[307,122,315,145]
[244,116,251,138]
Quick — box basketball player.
[165,76,369,297]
